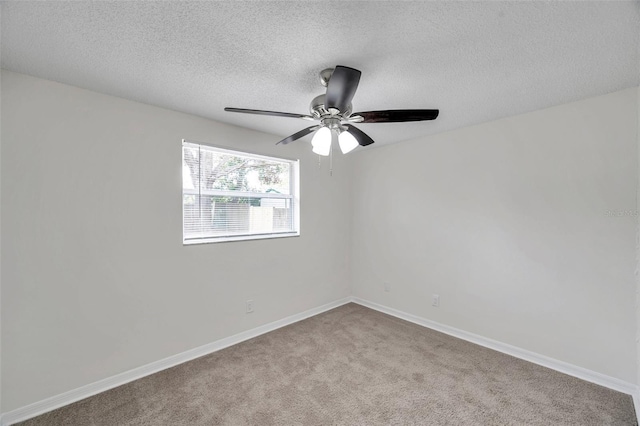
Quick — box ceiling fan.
[225,65,439,155]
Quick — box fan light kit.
[225,65,439,156]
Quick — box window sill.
[183,232,300,245]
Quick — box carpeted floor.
[19,303,636,425]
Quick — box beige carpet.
[19,303,636,425]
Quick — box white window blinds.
[182,141,299,244]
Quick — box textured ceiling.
[2,1,639,147]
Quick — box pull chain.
[329,143,333,176]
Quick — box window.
[182,140,299,244]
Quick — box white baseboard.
[3,296,638,425]
[0,297,352,426]
[351,297,638,396]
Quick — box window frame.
[182,139,300,245]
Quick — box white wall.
[0,5,3,414]
[350,88,638,383]
[0,71,352,412]
[636,84,640,390]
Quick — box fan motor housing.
[309,94,352,119]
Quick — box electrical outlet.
[246,300,254,313]
[432,294,440,307]
[384,282,391,292]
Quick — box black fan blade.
[225,107,314,120]
[325,66,361,112]
[353,109,439,123]
[276,126,320,145]
[343,124,375,147]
